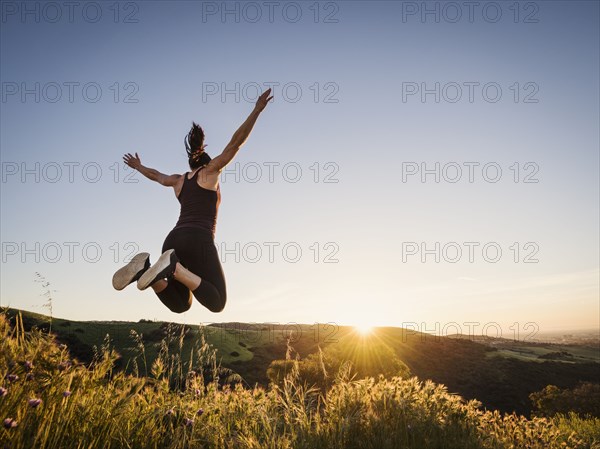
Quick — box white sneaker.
[112,252,151,291]
[137,249,179,290]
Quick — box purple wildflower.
[63,391,72,398]
[0,387,7,397]
[58,361,72,371]
[184,418,194,427]
[194,389,201,396]
[24,361,33,371]
[196,408,204,416]
[3,418,17,429]
[6,374,18,382]
[26,373,34,381]
[28,398,42,408]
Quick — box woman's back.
[173,167,221,238]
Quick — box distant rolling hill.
[3,308,599,417]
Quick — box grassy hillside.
[3,308,599,417]
[2,312,600,449]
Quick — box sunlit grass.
[1,312,598,449]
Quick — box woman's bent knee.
[192,283,226,313]
[208,297,226,313]
[159,294,192,314]
[168,301,192,314]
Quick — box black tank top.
[173,167,221,238]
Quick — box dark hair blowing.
[184,121,212,169]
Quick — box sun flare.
[355,323,374,336]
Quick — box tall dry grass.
[1,313,598,449]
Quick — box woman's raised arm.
[123,152,181,186]
[207,88,273,173]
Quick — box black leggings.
[155,227,226,314]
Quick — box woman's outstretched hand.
[254,88,274,113]
[123,153,142,170]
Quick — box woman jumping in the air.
[111,88,273,314]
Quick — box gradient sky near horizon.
[1,1,598,336]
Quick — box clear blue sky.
[1,1,598,336]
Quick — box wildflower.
[0,387,7,397]
[196,408,204,416]
[24,361,33,371]
[26,373,34,381]
[58,361,71,371]
[63,391,72,398]
[3,418,17,429]
[184,418,194,427]
[195,389,201,396]
[6,374,18,382]
[28,398,42,408]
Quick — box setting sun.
[355,323,374,336]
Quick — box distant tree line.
[530,382,600,418]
